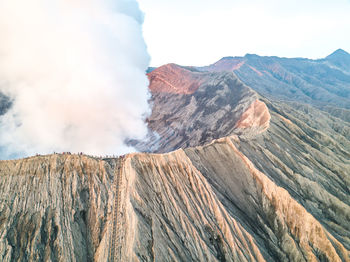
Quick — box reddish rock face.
[148,64,206,94]
[131,62,271,153]
[234,99,270,133]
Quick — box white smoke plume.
[0,0,150,158]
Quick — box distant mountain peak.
[326,48,350,59]
[244,53,259,58]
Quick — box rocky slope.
[129,64,270,152]
[232,99,350,250]
[185,137,349,261]
[1,138,349,261]
[0,154,116,261]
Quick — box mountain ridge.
[197,49,350,113]
[1,130,349,261]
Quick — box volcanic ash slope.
[1,138,349,261]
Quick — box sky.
[138,0,350,67]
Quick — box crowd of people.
[30,152,124,160]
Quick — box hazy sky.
[138,0,350,66]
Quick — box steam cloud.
[0,0,150,158]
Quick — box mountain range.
[0,50,349,261]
